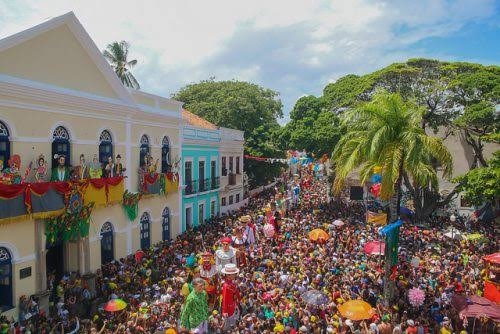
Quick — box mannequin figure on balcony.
[113,154,126,177]
[51,154,70,182]
[34,154,48,182]
[89,154,102,179]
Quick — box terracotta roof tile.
[182,109,218,130]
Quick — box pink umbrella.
[363,241,385,255]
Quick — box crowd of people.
[1,167,498,333]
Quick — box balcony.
[211,176,220,190]
[184,180,197,195]
[199,178,210,192]
[228,173,236,186]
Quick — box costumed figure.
[72,154,89,180]
[199,252,218,307]
[180,277,210,334]
[243,215,258,245]
[215,237,237,273]
[104,156,115,178]
[34,154,48,182]
[1,155,23,184]
[50,154,70,182]
[220,264,241,331]
[232,225,248,267]
[113,154,126,177]
[89,155,102,179]
[148,154,159,174]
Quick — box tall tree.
[332,92,453,303]
[276,95,342,157]
[173,79,284,187]
[103,41,140,89]
[332,92,453,221]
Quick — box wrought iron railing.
[184,180,197,195]
[211,176,220,190]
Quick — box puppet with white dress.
[215,237,237,273]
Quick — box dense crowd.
[2,168,498,334]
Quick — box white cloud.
[0,0,497,119]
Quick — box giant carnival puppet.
[232,224,247,267]
[198,251,218,307]
[220,263,241,331]
[215,237,237,273]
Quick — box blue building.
[181,110,221,230]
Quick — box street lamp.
[450,214,456,239]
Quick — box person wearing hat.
[232,226,248,267]
[215,237,237,273]
[180,277,210,334]
[220,264,241,331]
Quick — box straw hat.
[221,263,240,275]
[239,215,252,223]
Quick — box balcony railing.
[184,180,197,195]
[199,178,210,192]
[228,173,236,186]
[211,176,220,190]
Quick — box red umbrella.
[483,252,500,265]
[363,241,385,255]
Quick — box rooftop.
[182,109,218,130]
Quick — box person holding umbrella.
[180,277,210,333]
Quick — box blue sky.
[1,0,499,124]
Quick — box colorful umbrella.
[363,240,385,255]
[483,252,500,265]
[104,298,127,312]
[308,229,329,242]
[332,219,344,227]
[338,300,376,320]
[302,289,329,306]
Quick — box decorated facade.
[0,12,182,317]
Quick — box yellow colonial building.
[0,12,184,317]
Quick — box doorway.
[46,242,64,282]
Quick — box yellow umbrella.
[338,300,376,321]
[308,229,329,242]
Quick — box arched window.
[161,136,171,173]
[52,126,71,168]
[99,130,114,165]
[139,135,150,168]
[100,222,114,264]
[0,247,13,309]
[140,212,151,249]
[0,121,10,171]
[162,207,170,241]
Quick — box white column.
[178,127,184,235]
[125,116,132,190]
[34,219,46,291]
[127,224,132,255]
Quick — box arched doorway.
[162,207,170,241]
[0,121,11,171]
[140,212,151,249]
[100,222,114,265]
[52,126,71,168]
[98,130,113,165]
[139,135,150,168]
[161,136,170,173]
[0,247,13,311]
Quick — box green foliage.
[323,74,375,112]
[333,92,453,201]
[103,41,140,89]
[276,95,342,157]
[454,151,500,206]
[172,79,284,186]
[173,79,283,133]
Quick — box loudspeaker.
[350,186,364,200]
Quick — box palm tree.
[333,91,453,219]
[332,91,453,303]
[103,41,140,89]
